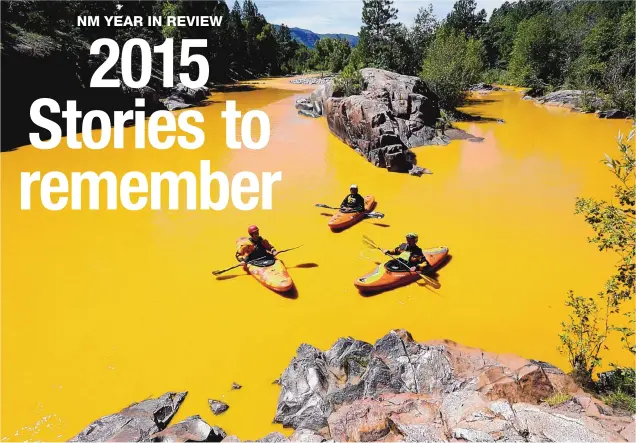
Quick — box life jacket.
[235,236,273,261]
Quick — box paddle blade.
[362,235,380,249]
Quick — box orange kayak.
[246,257,294,293]
[354,246,449,293]
[235,237,294,293]
[328,196,376,231]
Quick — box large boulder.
[69,392,187,442]
[297,68,444,173]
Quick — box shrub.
[508,14,560,87]
[420,27,485,108]
[543,392,572,407]
[333,65,365,97]
[602,390,636,414]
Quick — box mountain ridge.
[274,25,358,48]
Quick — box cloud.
[255,0,506,35]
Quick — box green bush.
[482,68,508,85]
[508,14,560,87]
[602,390,636,414]
[333,65,365,97]
[420,27,486,108]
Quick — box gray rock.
[452,428,495,442]
[257,432,290,442]
[69,392,187,442]
[221,437,242,442]
[535,89,605,110]
[290,76,335,86]
[469,83,502,92]
[513,403,615,442]
[289,429,326,442]
[232,382,242,390]
[597,109,630,119]
[208,399,229,415]
[151,415,226,442]
[408,165,432,176]
[161,96,194,111]
[172,83,210,103]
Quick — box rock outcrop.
[296,69,449,173]
[271,330,633,442]
[69,392,187,442]
[524,89,607,112]
[69,331,634,443]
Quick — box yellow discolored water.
[1,77,633,441]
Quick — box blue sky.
[253,0,507,35]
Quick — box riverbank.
[69,330,635,442]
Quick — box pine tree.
[358,0,399,69]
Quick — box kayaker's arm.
[262,238,278,256]
[384,245,401,255]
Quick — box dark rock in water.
[597,109,630,119]
[123,85,162,110]
[172,83,210,103]
[69,392,187,442]
[151,415,226,442]
[231,382,242,390]
[208,399,229,415]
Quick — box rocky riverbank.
[295,69,476,175]
[523,89,632,119]
[70,330,634,442]
[289,76,335,86]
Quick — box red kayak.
[328,196,376,231]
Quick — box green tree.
[445,0,486,38]
[409,5,437,71]
[507,13,561,87]
[420,28,485,108]
[311,37,351,73]
[357,0,399,69]
[559,128,636,383]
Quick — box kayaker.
[236,225,278,267]
[384,233,430,272]
[340,184,365,213]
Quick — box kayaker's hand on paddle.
[410,266,417,272]
[271,249,279,257]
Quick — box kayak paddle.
[314,203,385,219]
[362,235,441,289]
[212,245,303,276]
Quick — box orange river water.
[1,77,633,441]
